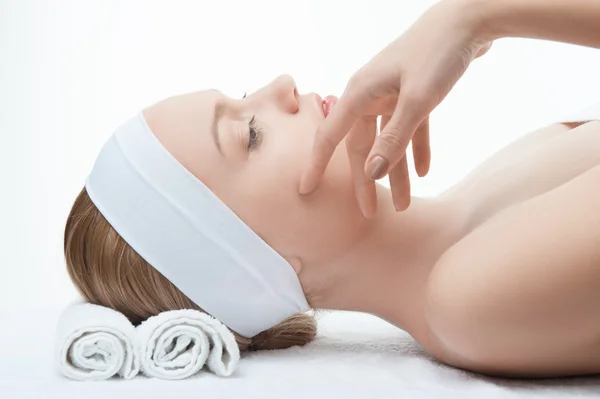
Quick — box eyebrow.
[211,100,225,156]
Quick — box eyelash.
[241,93,262,151]
[248,115,263,151]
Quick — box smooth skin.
[295,0,600,378]
[144,78,600,379]
[141,0,600,377]
[424,120,600,378]
[298,0,600,215]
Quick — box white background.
[2,0,600,311]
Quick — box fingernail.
[395,197,410,212]
[362,205,376,219]
[358,199,370,219]
[367,156,389,180]
[298,173,314,195]
[298,176,309,195]
[416,160,430,178]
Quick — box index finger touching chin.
[299,95,358,194]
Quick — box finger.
[476,41,492,59]
[379,115,391,136]
[298,88,363,195]
[365,92,427,181]
[346,116,378,218]
[389,153,411,211]
[412,116,431,177]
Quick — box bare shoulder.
[423,162,600,377]
[438,161,600,275]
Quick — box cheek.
[245,140,363,261]
[224,126,363,262]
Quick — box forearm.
[464,0,600,48]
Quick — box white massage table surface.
[1,309,598,398]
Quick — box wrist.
[447,0,508,42]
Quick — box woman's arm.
[300,0,600,214]
[471,0,600,48]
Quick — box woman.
[64,0,600,379]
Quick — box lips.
[323,95,338,117]
[312,93,339,117]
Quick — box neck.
[302,186,468,334]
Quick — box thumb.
[365,93,427,180]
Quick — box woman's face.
[144,75,365,275]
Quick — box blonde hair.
[64,187,317,351]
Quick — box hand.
[299,0,492,216]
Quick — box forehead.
[145,89,218,129]
[143,89,220,184]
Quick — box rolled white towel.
[137,309,240,380]
[55,302,140,381]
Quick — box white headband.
[85,112,310,337]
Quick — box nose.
[267,74,299,114]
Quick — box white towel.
[137,309,240,380]
[55,302,140,381]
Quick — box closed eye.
[248,115,263,152]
